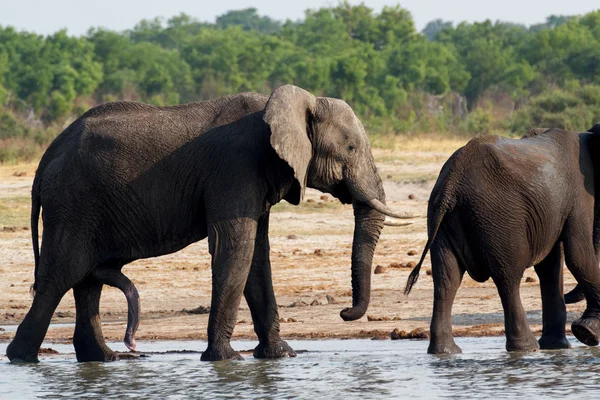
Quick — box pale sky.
[1,0,599,35]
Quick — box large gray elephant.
[404,125,600,354]
[7,85,410,363]
[524,128,600,307]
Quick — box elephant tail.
[404,203,448,296]
[30,174,41,295]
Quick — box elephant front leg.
[428,243,464,355]
[534,243,570,350]
[73,277,118,362]
[201,218,258,361]
[244,213,296,359]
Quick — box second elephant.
[405,126,600,354]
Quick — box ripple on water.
[1,337,600,399]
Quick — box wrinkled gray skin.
[7,85,402,362]
[405,125,600,354]
[524,129,600,307]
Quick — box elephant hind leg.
[562,222,600,346]
[428,240,464,355]
[73,276,118,362]
[493,268,539,352]
[92,265,140,351]
[534,243,570,350]
[7,228,92,362]
[6,286,66,362]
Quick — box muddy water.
[1,337,600,399]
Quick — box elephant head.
[264,85,411,321]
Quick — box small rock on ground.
[182,305,210,315]
[374,265,387,274]
[391,327,430,340]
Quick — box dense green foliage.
[1,2,600,162]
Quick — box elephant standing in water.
[405,126,600,354]
[7,85,410,363]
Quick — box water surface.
[1,337,599,399]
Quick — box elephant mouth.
[332,182,353,204]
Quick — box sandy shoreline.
[0,148,587,350]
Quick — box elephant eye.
[348,145,355,152]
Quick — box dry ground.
[0,138,587,348]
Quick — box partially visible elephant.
[405,125,600,354]
[522,128,600,306]
[7,85,410,363]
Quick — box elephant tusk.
[383,217,414,227]
[365,198,420,219]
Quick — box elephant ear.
[264,85,316,205]
[588,123,600,134]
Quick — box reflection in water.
[1,338,600,398]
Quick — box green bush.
[511,86,600,133]
[0,106,56,163]
[465,108,493,135]
[3,6,600,160]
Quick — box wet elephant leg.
[243,212,295,359]
[564,215,600,304]
[534,243,570,349]
[6,285,66,362]
[428,241,464,355]
[493,270,539,352]
[563,222,600,346]
[7,228,87,363]
[201,218,257,361]
[73,276,117,362]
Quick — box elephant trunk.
[340,202,384,321]
[340,156,385,321]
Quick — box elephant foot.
[76,349,118,362]
[572,317,600,346]
[506,335,540,352]
[116,351,148,360]
[427,340,462,355]
[253,340,297,359]
[538,335,571,350]
[74,337,118,362]
[6,340,40,363]
[201,343,244,361]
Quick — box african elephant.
[522,127,600,307]
[7,85,410,363]
[404,125,600,354]
[524,129,600,307]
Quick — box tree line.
[1,2,600,161]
